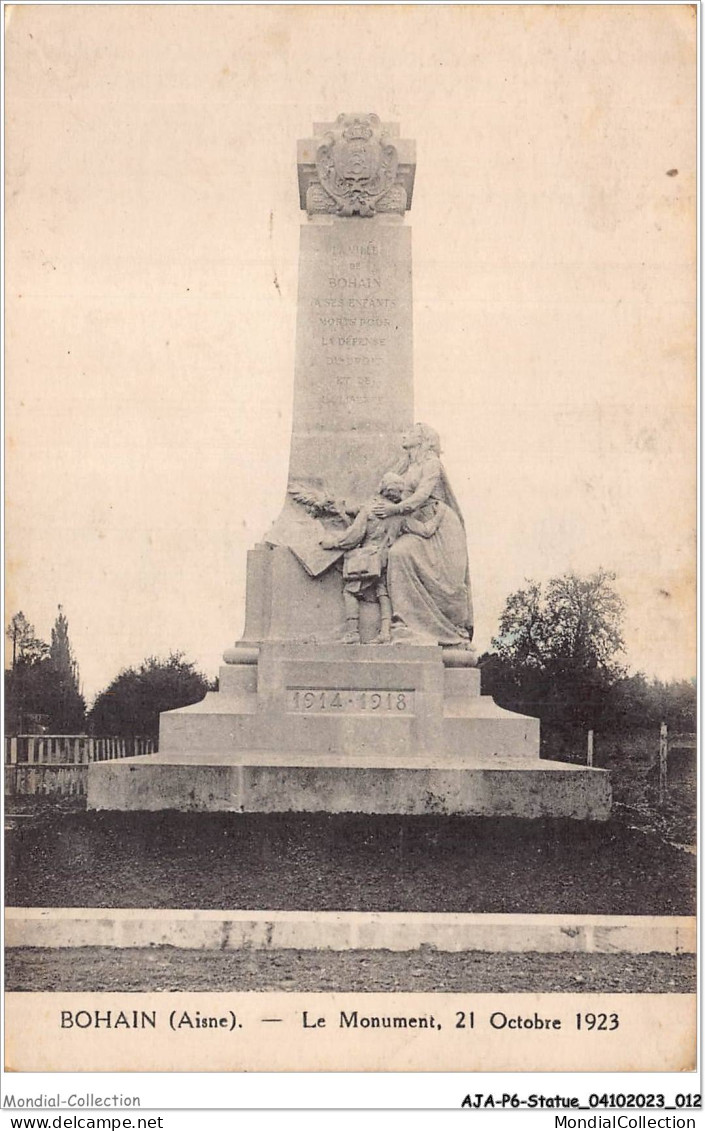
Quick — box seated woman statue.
[371,422,474,647]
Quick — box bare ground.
[5,947,696,994]
[5,812,696,916]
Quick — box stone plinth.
[87,642,611,819]
[239,544,348,646]
[87,756,611,820]
[158,643,535,762]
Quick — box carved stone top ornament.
[297,114,416,218]
[314,113,400,217]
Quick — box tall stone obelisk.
[288,115,416,503]
[238,114,418,646]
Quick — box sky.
[5,4,696,702]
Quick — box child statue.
[319,472,407,644]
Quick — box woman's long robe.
[387,454,473,646]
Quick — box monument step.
[160,690,539,760]
[219,663,481,700]
[255,642,445,662]
[96,752,592,769]
[87,756,611,820]
[178,691,257,714]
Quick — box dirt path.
[5,948,695,994]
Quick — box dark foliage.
[482,570,695,737]
[88,652,210,740]
[5,608,85,734]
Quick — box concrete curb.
[5,908,695,955]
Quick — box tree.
[5,612,51,733]
[493,570,625,674]
[42,605,86,732]
[602,674,696,734]
[50,605,80,686]
[485,569,626,730]
[655,678,697,732]
[4,607,85,734]
[88,653,211,741]
[6,611,50,669]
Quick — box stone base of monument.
[87,644,611,819]
[87,756,610,819]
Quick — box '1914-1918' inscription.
[287,689,414,713]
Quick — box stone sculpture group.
[300,422,474,649]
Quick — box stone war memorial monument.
[88,114,610,820]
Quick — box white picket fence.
[4,734,155,798]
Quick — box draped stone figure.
[371,423,474,647]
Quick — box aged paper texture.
[4,3,696,1079]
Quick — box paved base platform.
[6,908,694,954]
[87,755,611,819]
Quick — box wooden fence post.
[659,722,668,803]
[587,730,594,767]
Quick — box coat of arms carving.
[311,113,404,217]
